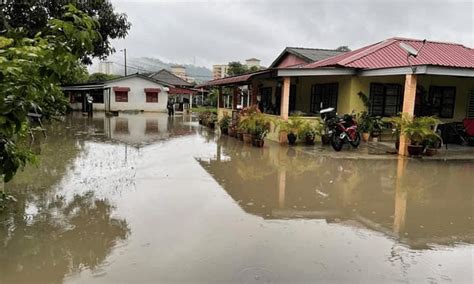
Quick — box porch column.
[218,87,223,108]
[251,81,258,106]
[233,87,239,110]
[398,74,417,156]
[280,77,291,121]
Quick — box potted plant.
[219,113,231,135]
[208,113,217,129]
[278,117,305,145]
[251,114,273,147]
[357,111,372,142]
[395,113,439,156]
[298,120,321,145]
[239,115,255,144]
[423,133,442,156]
[370,116,384,142]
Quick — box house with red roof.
[199,37,474,154]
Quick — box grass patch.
[192,106,217,113]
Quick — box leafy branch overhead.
[0,4,102,182]
[0,0,131,64]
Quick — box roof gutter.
[277,68,356,77]
[359,66,474,77]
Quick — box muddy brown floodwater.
[1,112,473,284]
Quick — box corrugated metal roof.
[301,37,474,70]
[196,70,271,87]
[149,69,194,87]
[288,47,345,62]
[269,47,345,68]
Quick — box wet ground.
[1,112,473,284]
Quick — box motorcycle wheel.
[349,132,361,148]
[331,132,343,151]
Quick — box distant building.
[213,64,229,80]
[98,61,113,75]
[245,58,261,68]
[171,65,186,79]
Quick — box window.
[145,120,159,134]
[146,92,159,103]
[310,83,338,113]
[428,86,456,118]
[369,83,403,117]
[91,90,104,104]
[115,91,128,102]
[114,118,129,134]
[468,88,474,118]
[258,87,273,113]
[70,92,82,103]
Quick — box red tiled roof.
[168,87,196,95]
[300,37,474,70]
[196,70,271,87]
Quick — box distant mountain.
[115,57,213,83]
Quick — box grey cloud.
[107,0,473,69]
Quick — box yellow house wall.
[350,75,474,121]
[296,76,353,114]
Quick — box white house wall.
[94,77,169,112]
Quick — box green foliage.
[390,113,439,145]
[88,72,120,82]
[278,117,305,135]
[0,4,100,182]
[219,113,231,130]
[227,61,256,76]
[297,119,323,140]
[1,0,131,64]
[336,46,351,52]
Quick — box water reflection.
[198,137,474,250]
[1,117,131,283]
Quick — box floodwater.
[1,112,473,284]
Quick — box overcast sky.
[102,0,473,71]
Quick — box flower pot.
[287,133,297,145]
[425,148,437,156]
[253,139,264,147]
[305,135,315,145]
[395,138,400,150]
[321,134,331,145]
[199,120,203,125]
[228,128,236,137]
[362,132,370,142]
[407,145,424,156]
[222,128,228,135]
[209,122,215,129]
[243,133,252,144]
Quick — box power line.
[111,61,212,79]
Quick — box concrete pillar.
[278,168,286,209]
[280,77,291,121]
[233,87,239,110]
[393,158,407,234]
[218,87,223,108]
[399,74,417,156]
[251,81,258,106]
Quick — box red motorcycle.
[321,108,360,151]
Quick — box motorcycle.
[320,108,361,151]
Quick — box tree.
[0,0,131,64]
[227,61,249,76]
[336,46,351,52]
[88,72,120,82]
[0,4,101,183]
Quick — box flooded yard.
[1,112,473,284]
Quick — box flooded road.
[1,112,473,284]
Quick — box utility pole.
[120,48,127,76]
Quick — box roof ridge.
[337,39,397,66]
[389,36,468,47]
[287,46,342,52]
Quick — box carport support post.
[251,81,258,106]
[280,77,291,121]
[398,74,417,156]
[218,87,223,108]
